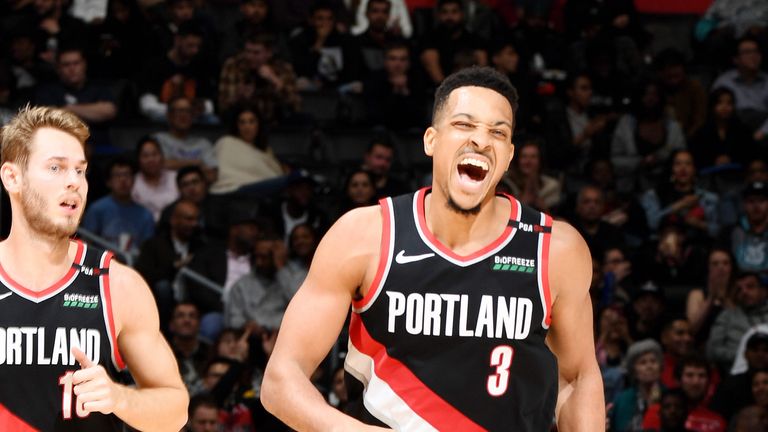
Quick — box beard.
[21,181,82,240]
[447,194,481,216]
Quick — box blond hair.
[1,105,89,169]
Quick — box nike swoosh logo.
[395,250,435,264]
[0,292,12,301]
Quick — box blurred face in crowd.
[176,34,202,62]
[603,248,628,276]
[243,41,271,70]
[253,239,276,278]
[347,171,375,206]
[634,352,661,384]
[671,151,695,187]
[240,0,268,24]
[237,110,260,144]
[744,194,768,227]
[366,0,391,33]
[659,393,687,430]
[641,83,661,110]
[748,160,768,183]
[713,92,735,121]
[170,201,200,241]
[203,362,229,391]
[57,51,87,89]
[746,341,768,370]
[311,8,335,36]
[290,224,317,260]
[384,47,410,76]
[575,186,603,223]
[170,0,194,23]
[589,160,614,187]
[189,404,219,432]
[228,222,259,255]
[168,98,194,133]
[492,45,519,75]
[660,64,685,89]
[661,319,692,357]
[634,293,664,323]
[752,371,768,408]
[736,40,762,75]
[107,164,134,200]
[736,275,767,308]
[437,1,464,32]
[169,303,200,338]
[708,250,732,281]
[178,172,206,203]
[516,144,541,177]
[599,307,628,342]
[364,144,394,176]
[216,330,240,359]
[137,140,164,178]
[680,365,709,403]
[568,75,593,110]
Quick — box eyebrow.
[47,157,88,166]
[451,113,513,129]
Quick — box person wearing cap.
[610,339,665,432]
[711,330,768,420]
[729,181,768,274]
[630,280,667,342]
[707,272,768,372]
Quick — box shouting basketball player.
[0,106,188,431]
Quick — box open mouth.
[457,157,489,183]
[60,199,78,211]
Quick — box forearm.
[556,365,605,431]
[66,102,117,122]
[114,383,188,432]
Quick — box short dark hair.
[366,137,394,153]
[176,165,206,187]
[244,32,275,49]
[55,45,86,63]
[310,0,335,15]
[134,135,163,161]
[438,0,463,9]
[188,394,218,418]
[432,66,518,123]
[107,155,136,177]
[367,0,391,12]
[734,35,761,56]
[675,354,710,380]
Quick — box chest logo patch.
[395,250,435,264]
[492,255,536,273]
[63,293,99,309]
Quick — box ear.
[424,126,437,157]
[0,162,22,195]
[504,142,515,171]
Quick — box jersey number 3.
[59,371,89,419]
[487,345,514,397]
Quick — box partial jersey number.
[59,371,89,419]
[487,345,514,397]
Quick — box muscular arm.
[261,207,389,432]
[110,262,189,431]
[547,221,605,431]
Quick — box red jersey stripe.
[0,240,83,299]
[353,198,393,310]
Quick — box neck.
[171,128,188,139]
[673,181,693,192]
[0,222,74,290]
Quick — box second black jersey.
[345,188,558,431]
[0,240,125,432]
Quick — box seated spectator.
[655,48,707,140]
[749,370,768,415]
[218,33,300,124]
[81,156,154,255]
[169,302,212,393]
[419,0,487,86]
[149,0,217,59]
[640,149,720,240]
[209,105,284,196]
[220,0,285,61]
[363,41,426,130]
[152,96,217,181]
[136,200,204,328]
[610,339,665,432]
[5,30,56,104]
[643,355,726,432]
[729,181,768,274]
[712,332,768,421]
[159,166,226,238]
[271,173,330,240]
[361,138,408,198]
[660,318,695,389]
[186,394,223,432]
[500,139,561,213]
[599,247,635,307]
[336,169,377,217]
[353,0,405,75]
[224,235,298,335]
[288,2,361,91]
[611,80,686,193]
[88,0,153,80]
[7,0,88,66]
[641,388,691,432]
[138,22,216,123]
[279,223,318,292]
[707,272,768,372]
[689,87,753,169]
[719,158,768,229]
[637,225,706,289]
[711,36,768,140]
[569,184,624,259]
[131,136,179,221]
[629,281,668,342]
[34,46,117,149]
[349,0,412,39]
[596,306,633,403]
[687,248,735,346]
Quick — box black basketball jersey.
[345,188,558,431]
[0,240,126,432]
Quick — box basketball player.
[261,67,605,431]
[0,106,188,431]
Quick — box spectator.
[501,139,561,213]
[637,225,705,289]
[349,0,412,38]
[363,41,426,130]
[643,355,726,432]
[218,33,300,123]
[655,48,707,140]
[719,158,768,229]
[419,0,487,86]
[707,272,768,372]
[81,156,155,255]
[629,281,667,342]
[599,247,635,308]
[729,404,768,432]
[569,184,624,259]
[131,136,179,221]
[5,30,56,102]
[641,389,692,432]
[186,394,222,432]
[729,181,768,274]
[210,105,284,196]
[361,138,408,198]
[136,200,204,328]
[610,339,665,432]
[336,169,377,217]
[34,46,117,149]
[138,21,216,123]
[353,0,404,76]
[152,96,218,181]
[490,40,537,133]
[711,36,768,140]
[159,166,225,238]
[750,369,768,413]
[271,173,330,240]
[18,0,88,65]
[660,318,694,389]
[279,223,318,292]
[712,332,768,420]
[639,149,720,240]
[220,0,285,61]
[611,80,686,193]
[170,302,212,393]
[88,0,153,80]
[596,306,633,403]
[686,248,735,345]
[689,88,753,169]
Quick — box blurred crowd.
[3,0,768,430]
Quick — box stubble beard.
[21,181,81,240]
[446,194,481,216]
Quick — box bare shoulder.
[321,205,382,256]
[548,220,592,301]
[105,259,157,333]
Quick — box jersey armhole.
[352,198,394,313]
[99,252,127,370]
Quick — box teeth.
[459,158,489,171]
